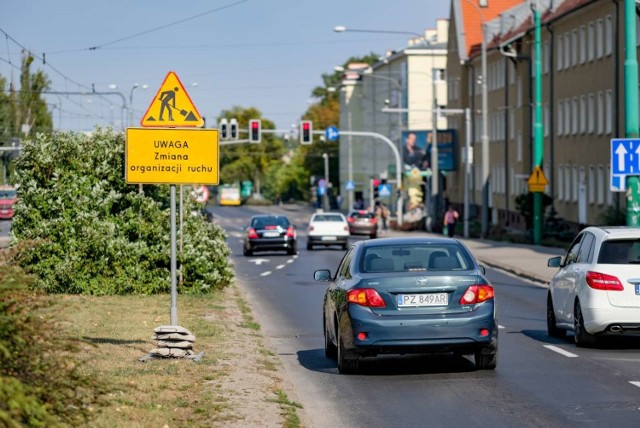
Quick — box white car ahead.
[307,212,350,251]
[547,226,640,347]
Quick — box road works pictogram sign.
[140,71,204,127]
[528,166,549,193]
[126,128,219,185]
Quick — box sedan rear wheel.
[324,320,337,360]
[243,246,252,257]
[574,300,597,348]
[474,347,497,370]
[337,331,359,374]
[547,292,566,338]
[306,242,313,251]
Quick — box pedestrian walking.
[380,202,390,232]
[443,206,459,237]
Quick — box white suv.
[547,226,640,347]
[307,212,350,251]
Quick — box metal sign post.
[170,185,178,325]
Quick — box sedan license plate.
[321,236,337,241]
[0,210,7,215]
[263,232,280,238]
[397,293,448,307]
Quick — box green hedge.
[11,128,234,295]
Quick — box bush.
[11,128,234,295]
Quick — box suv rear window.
[598,239,640,264]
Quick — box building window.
[517,77,522,107]
[597,91,604,134]
[579,25,586,64]
[605,15,613,56]
[544,40,550,74]
[565,99,571,136]
[517,131,522,162]
[564,32,570,68]
[572,97,578,135]
[588,93,595,133]
[558,165,564,201]
[557,100,564,136]
[571,30,578,66]
[563,166,570,202]
[544,103,549,137]
[597,165,604,205]
[588,166,595,204]
[510,109,515,140]
[557,33,564,70]
[588,22,595,61]
[606,89,613,134]
[572,165,579,202]
[580,95,586,134]
[596,19,604,58]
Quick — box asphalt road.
[212,204,640,428]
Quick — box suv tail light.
[285,226,295,238]
[347,288,386,308]
[586,271,624,291]
[347,217,355,223]
[247,228,259,239]
[371,217,378,224]
[460,285,494,305]
[343,225,349,231]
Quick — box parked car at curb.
[307,212,350,251]
[314,237,497,374]
[347,210,377,238]
[0,186,17,220]
[243,215,297,256]
[547,226,640,347]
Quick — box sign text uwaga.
[126,128,219,185]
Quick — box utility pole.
[532,2,544,244]
[481,22,490,238]
[625,0,640,225]
[431,80,439,230]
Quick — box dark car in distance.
[243,215,297,256]
[347,210,378,238]
[314,237,497,373]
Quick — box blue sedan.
[314,237,497,373]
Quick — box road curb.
[476,257,549,287]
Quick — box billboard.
[401,129,457,172]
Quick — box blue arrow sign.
[345,180,354,190]
[611,139,640,191]
[325,126,339,141]
[378,184,392,197]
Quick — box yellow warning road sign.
[126,128,219,185]
[140,71,204,128]
[528,166,548,193]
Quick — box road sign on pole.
[141,71,204,128]
[611,138,640,191]
[528,166,548,193]
[325,126,339,141]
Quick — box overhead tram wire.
[84,0,248,51]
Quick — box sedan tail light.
[371,217,378,224]
[347,217,355,223]
[309,225,314,231]
[460,285,494,305]
[285,226,296,238]
[586,271,624,291]
[347,288,386,308]
[343,225,349,231]
[247,228,259,239]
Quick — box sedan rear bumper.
[247,237,296,252]
[582,306,640,335]
[308,235,349,245]
[344,303,496,357]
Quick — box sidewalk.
[383,228,566,286]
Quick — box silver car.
[547,226,640,347]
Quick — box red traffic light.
[249,119,261,143]
[300,120,312,144]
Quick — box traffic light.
[249,119,261,143]
[372,178,381,202]
[219,118,228,140]
[300,120,313,144]
[229,118,238,140]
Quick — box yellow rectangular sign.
[126,128,219,185]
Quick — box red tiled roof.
[461,0,523,58]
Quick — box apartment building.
[446,0,626,231]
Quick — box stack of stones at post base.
[149,325,196,358]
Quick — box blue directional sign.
[378,184,392,197]
[325,126,339,141]
[611,139,640,191]
[345,180,355,190]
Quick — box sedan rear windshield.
[313,214,344,222]
[349,212,374,219]
[0,190,16,198]
[361,244,474,273]
[251,217,290,229]
[598,239,640,264]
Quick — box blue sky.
[1,0,450,132]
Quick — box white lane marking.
[261,271,272,277]
[248,259,270,266]
[276,264,286,270]
[230,231,244,238]
[498,325,506,329]
[293,255,299,259]
[286,259,294,264]
[629,381,640,389]
[544,345,578,358]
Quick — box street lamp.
[322,153,330,211]
[129,83,149,127]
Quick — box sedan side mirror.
[314,269,332,281]
[547,256,562,268]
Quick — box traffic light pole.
[624,0,640,225]
[532,4,544,244]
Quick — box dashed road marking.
[629,381,640,389]
[276,264,285,270]
[544,345,578,358]
[286,259,294,264]
[261,271,272,277]
[498,325,505,329]
[293,255,299,259]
